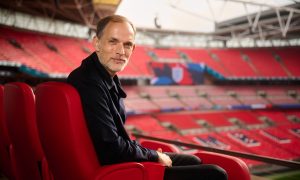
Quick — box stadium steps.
[241,52,261,77]
[272,52,293,77]
[274,47,300,77]
[208,50,232,76]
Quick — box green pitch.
[266,171,300,180]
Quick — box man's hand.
[157,148,172,167]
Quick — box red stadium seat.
[141,139,251,180]
[194,151,251,180]
[0,85,15,179]
[3,82,52,180]
[35,82,165,180]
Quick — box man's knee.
[177,154,202,165]
[187,154,202,165]
[206,164,228,180]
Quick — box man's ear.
[92,36,100,51]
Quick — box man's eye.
[109,40,117,44]
[124,44,133,49]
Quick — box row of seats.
[157,47,300,78]
[1,26,300,78]
[0,82,250,180]
[127,110,299,132]
[126,111,300,167]
[0,26,91,74]
[124,85,299,99]
[0,83,51,180]
[123,85,300,114]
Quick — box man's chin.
[113,67,125,74]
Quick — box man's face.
[94,21,135,76]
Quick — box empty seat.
[194,151,251,180]
[3,82,52,180]
[0,85,15,179]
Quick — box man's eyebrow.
[108,37,134,46]
[124,41,134,46]
[109,37,119,41]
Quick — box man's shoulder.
[68,55,98,79]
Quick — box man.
[67,15,227,180]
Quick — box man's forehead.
[104,21,135,35]
[104,26,134,41]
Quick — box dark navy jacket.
[67,52,158,165]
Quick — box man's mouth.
[113,58,125,64]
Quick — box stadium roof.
[117,0,298,32]
[0,0,299,47]
[117,0,300,41]
[0,0,121,28]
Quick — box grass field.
[266,170,300,180]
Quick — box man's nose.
[116,44,125,55]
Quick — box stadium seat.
[35,82,165,180]
[141,139,251,180]
[3,82,52,180]
[194,151,251,180]
[0,85,15,179]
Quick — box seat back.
[195,151,251,180]
[35,82,100,180]
[0,85,14,179]
[4,82,48,180]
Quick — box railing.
[132,133,300,169]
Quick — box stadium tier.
[124,109,300,167]
[151,47,181,60]
[209,49,257,77]
[275,47,300,77]
[1,26,300,80]
[240,49,288,77]
[123,85,300,114]
[1,24,300,177]
[124,46,153,77]
[0,26,91,74]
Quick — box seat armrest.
[194,151,251,180]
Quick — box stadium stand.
[126,114,167,134]
[274,47,300,77]
[210,48,257,77]
[1,24,300,82]
[152,47,181,60]
[241,49,288,77]
[191,112,238,131]
[155,113,204,133]
[180,47,231,76]
[124,46,153,77]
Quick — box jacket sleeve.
[69,79,158,165]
